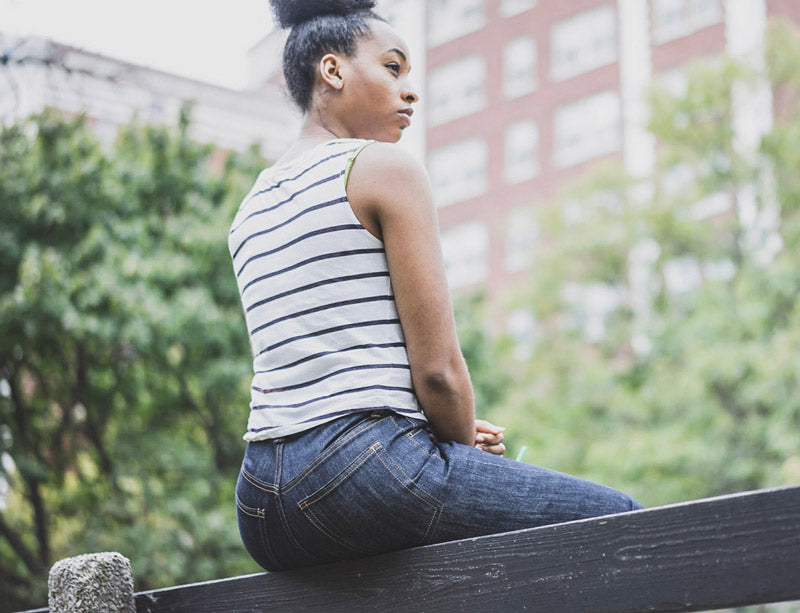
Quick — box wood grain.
[132,485,800,613]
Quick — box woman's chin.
[388,128,405,143]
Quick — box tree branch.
[26,478,50,568]
[6,365,52,566]
[0,511,44,575]
[75,342,115,479]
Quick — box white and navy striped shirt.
[229,139,426,441]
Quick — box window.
[503,37,537,98]
[652,0,722,44]
[656,67,689,99]
[551,5,618,82]
[428,0,485,47]
[500,0,537,18]
[505,206,539,271]
[553,91,621,168]
[428,137,488,208]
[560,189,623,227]
[440,222,489,288]
[504,120,539,184]
[428,56,486,126]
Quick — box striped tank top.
[229,138,426,441]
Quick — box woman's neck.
[274,118,344,167]
[300,110,349,141]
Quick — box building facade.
[421,0,800,306]
[0,33,299,159]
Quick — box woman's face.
[334,19,419,142]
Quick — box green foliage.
[0,110,266,610]
[453,292,512,416]
[472,20,800,508]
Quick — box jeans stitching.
[374,442,443,507]
[256,507,282,570]
[298,442,443,553]
[236,495,282,570]
[405,431,444,460]
[274,440,283,485]
[297,444,377,554]
[389,414,443,461]
[241,468,279,493]
[235,495,261,518]
[372,443,443,541]
[273,441,325,563]
[298,443,376,508]
[282,414,388,493]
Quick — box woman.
[230,0,640,571]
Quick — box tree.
[482,20,800,508]
[0,109,266,610]
[453,292,512,417]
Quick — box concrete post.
[48,552,135,613]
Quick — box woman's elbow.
[416,359,470,398]
[421,370,455,395]
[414,362,475,445]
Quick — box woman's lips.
[398,108,413,126]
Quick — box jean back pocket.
[297,441,443,557]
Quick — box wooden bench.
[34,485,800,612]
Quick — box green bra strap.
[344,141,375,187]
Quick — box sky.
[0,0,275,89]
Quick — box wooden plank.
[134,485,800,613]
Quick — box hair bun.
[269,0,378,29]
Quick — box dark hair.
[269,0,384,112]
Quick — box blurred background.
[2,0,800,610]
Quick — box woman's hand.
[474,419,506,455]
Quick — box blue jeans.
[236,410,641,571]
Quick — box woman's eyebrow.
[388,47,407,62]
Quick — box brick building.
[419,0,800,308]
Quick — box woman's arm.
[346,143,476,446]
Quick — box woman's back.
[229,139,425,441]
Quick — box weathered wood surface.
[132,485,800,613]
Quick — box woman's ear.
[319,53,344,90]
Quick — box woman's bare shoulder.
[350,141,429,192]
[347,141,435,237]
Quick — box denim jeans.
[236,410,641,571]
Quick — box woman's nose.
[403,89,419,104]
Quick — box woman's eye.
[386,63,400,74]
